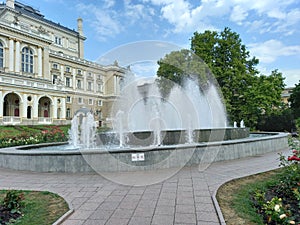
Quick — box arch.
[3,93,20,117]
[38,96,52,118]
[37,95,53,104]
[2,91,23,103]
[21,46,34,73]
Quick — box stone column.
[0,91,3,118]
[94,74,97,93]
[83,71,87,91]
[33,95,38,119]
[9,39,14,72]
[72,69,76,90]
[60,65,64,82]
[61,98,66,119]
[15,40,20,73]
[22,93,27,119]
[37,47,42,77]
[53,97,57,119]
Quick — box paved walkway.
[0,148,290,225]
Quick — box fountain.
[68,108,97,149]
[0,54,289,177]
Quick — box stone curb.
[212,190,226,225]
[53,208,74,225]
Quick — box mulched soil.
[0,205,21,225]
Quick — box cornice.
[0,22,52,44]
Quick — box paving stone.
[196,211,219,222]
[128,216,152,225]
[105,217,130,225]
[61,219,85,225]
[154,205,175,215]
[174,213,197,224]
[89,209,114,220]
[118,200,139,209]
[176,204,195,214]
[105,195,124,202]
[68,210,94,220]
[83,219,106,225]
[111,208,134,218]
[152,214,174,225]
[176,196,195,205]
[157,198,176,207]
[97,201,119,211]
[133,207,155,218]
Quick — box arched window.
[0,42,3,68]
[22,47,33,73]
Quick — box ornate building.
[0,0,125,126]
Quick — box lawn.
[0,190,69,225]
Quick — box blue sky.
[26,0,300,87]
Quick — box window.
[65,66,70,73]
[77,69,82,75]
[22,47,33,73]
[88,72,92,77]
[77,79,82,89]
[53,63,58,69]
[98,100,102,106]
[78,97,83,104]
[55,36,62,45]
[66,96,71,103]
[52,74,58,84]
[88,82,93,91]
[66,77,71,87]
[66,108,71,118]
[88,99,93,105]
[97,83,103,92]
[0,42,3,68]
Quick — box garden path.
[0,148,289,225]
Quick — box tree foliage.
[289,81,300,118]
[156,27,286,129]
[156,49,212,98]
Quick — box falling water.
[69,111,96,149]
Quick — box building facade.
[0,0,125,126]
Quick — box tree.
[156,27,285,129]
[190,27,284,128]
[156,49,212,98]
[289,81,300,118]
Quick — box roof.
[0,1,80,36]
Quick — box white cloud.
[249,39,300,64]
[130,61,159,77]
[103,0,115,8]
[76,3,123,41]
[281,69,300,87]
[230,5,248,24]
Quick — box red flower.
[288,155,300,161]
[292,149,299,155]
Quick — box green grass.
[0,190,69,225]
[217,169,283,225]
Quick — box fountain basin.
[99,128,249,146]
[0,132,288,173]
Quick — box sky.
[23,0,300,87]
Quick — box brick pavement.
[0,148,289,225]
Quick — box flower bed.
[252,137,300,225]
[0,126,68,148]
